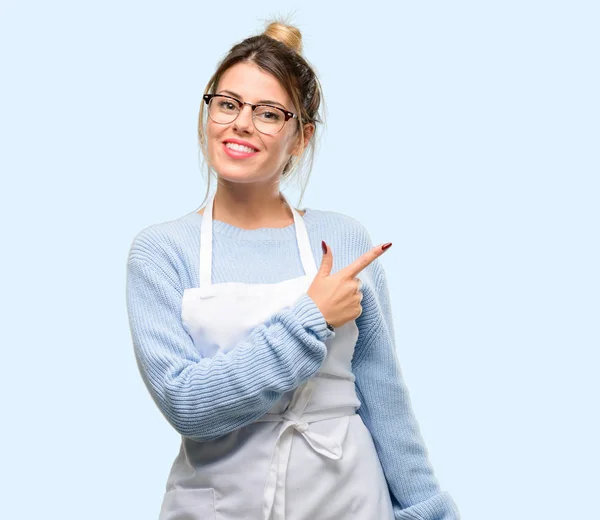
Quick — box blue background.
[1,1,598,518]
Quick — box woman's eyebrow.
[218,89,286,109]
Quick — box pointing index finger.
[339,244,386,279]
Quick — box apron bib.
[159,192,394,520]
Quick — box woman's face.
[206,61,311,185]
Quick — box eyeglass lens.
[208,95,285,135]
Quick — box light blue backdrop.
[1,1,598,519]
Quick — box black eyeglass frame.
[203,93,298,135]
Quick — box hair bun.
[263,21,303,54]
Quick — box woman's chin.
[215,167,262,184]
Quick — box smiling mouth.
[222,142,260,158]
[224,141,259,153]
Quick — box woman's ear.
[290,123,315,157]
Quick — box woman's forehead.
[217,63,291,107]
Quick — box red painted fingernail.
[381,242,392,251]
[322,240,327,254]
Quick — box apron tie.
[259,380,348,520]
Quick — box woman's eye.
[258,111,281,121]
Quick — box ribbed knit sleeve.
[351,232,461,519]
[126,256,333,442]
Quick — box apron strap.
[199,192,215,288]
[280,192,318,278]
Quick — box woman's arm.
[126,256,332,442]
[352,234,461,520]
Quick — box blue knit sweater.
[125,205,461,520]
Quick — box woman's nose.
[232,104,254,132]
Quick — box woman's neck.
[197,192,305,230]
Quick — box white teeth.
[225,142,257,153]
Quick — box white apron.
[158,192,394,520]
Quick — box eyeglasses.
[203,94,298,135]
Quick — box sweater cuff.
[394,491,461,520]
[291,293,335,343]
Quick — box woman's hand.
[307,240,392,328]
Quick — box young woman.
[126,20,460,520]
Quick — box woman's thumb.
[318,240,333,277]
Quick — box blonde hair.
[196,17,326,210]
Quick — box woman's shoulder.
[127,211,199,271]
[307,207,373,241]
